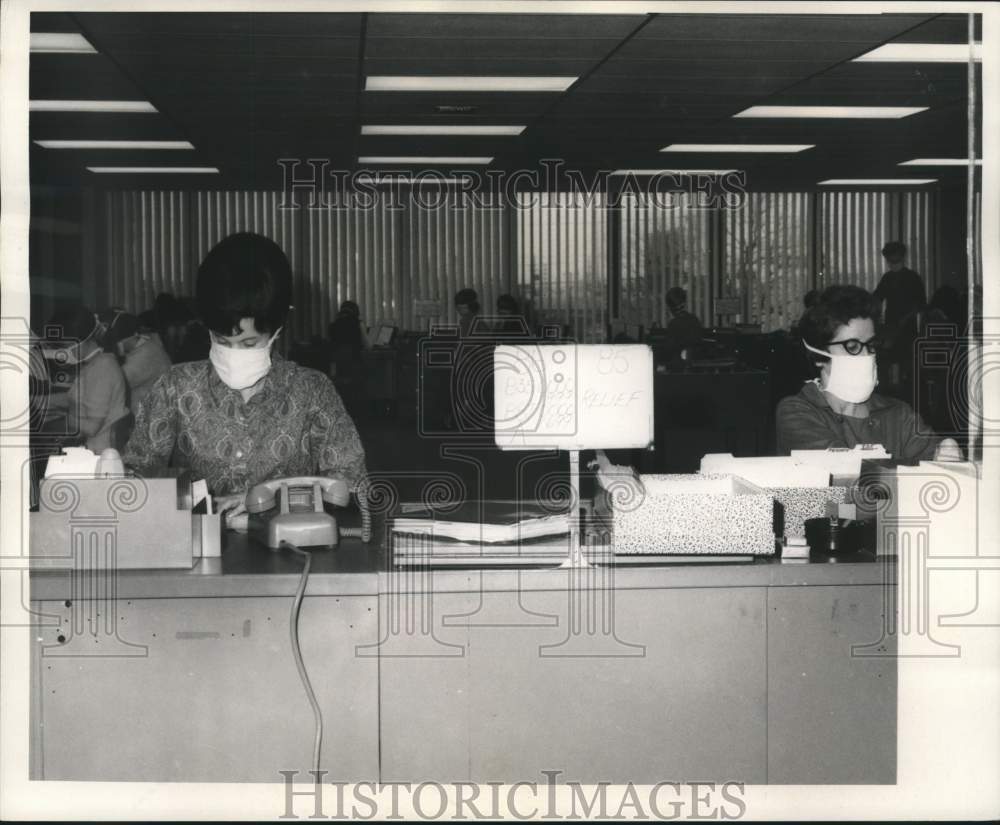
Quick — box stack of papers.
[390,500,574,565]
[391,513,570,543]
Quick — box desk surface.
[30,529,892,600]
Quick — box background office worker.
[663,286,704,365]
[873,240,926,398]
[46,304,131,453]
[124,232,366,519]
[776,284,962,462]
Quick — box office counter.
[30,537,896,785]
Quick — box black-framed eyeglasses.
[828,337,880,355]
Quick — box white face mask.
[210,328,281,390]
[804,342,878,404]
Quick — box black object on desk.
[804,517,868,559]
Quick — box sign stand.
[559,449,591,568]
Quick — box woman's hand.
[934,437,964,462]
[214,492,248,523]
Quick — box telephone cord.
[282,541,323,779]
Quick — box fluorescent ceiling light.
[899,158,982,166]
[362,125,525,136]
[612,169,739,176]
[366,76,576,93]
[86,166,219,174]
[735,106,926,119]
[661,143,814,153]
[31,100,158,113]
[30,33,97,53]
[358,156,493,164]
[35,140,194,150]
[354,175,475,185]
[854,43,982,63]
[819,178,936,185]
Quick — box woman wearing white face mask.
[776,285,962,462]
[46,304,130,453]
[123,233,367,519]
[104,312,173,410]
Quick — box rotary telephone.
[245,476,368,550]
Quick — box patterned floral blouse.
[123,356,366,495]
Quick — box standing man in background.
[873,241,926,400]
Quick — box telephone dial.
[245,476,369,550]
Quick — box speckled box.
[766,486,849,538]
[610,474,776,556]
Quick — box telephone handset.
[246,476,350,513]
[245,476,351,550]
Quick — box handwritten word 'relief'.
[582,389,642,408]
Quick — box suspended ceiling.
[28,10,984,189]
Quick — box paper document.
[391,500,571,544]
[391,514,570,544]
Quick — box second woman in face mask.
[46,304,131,453]
[776,284,962,462]
[122,232,367,520]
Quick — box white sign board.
[493,343,655,450]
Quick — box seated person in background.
[124,232,367,520]
[106,313,173,410]
[328,300,370,377]
[328,300,370,414]
[494,293,529,336]
[46,304,130,453]
[775,284,962,462]
[663,286,704,365]
[454,288,480,337]
[98,306,127,350]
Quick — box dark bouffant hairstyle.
[798,285,880,354]
[195,233,292,336]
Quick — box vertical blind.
[619,192,712,331]
[105,191,189,312]
[515,192,607,342]
[818,191,936,294]
[407,194,509,331]
[304,200,401,340]
[722,191,812,331]
[101,188,945,340]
